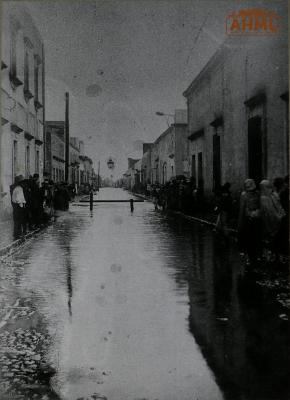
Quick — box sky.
[19,0,286,178]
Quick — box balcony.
[34,118,44,145]
[34,99,43,111]
[188,129,204,141]
[11,123,23,134]
[24,88,34,103]
[24,111,34,141]
[24,131,34,140]
[9,71,23,89]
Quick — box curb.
[130,192,238,236]
[174,211,238,234]
[0,227,42,259]
[130,191,238,234]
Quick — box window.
[248,116,263,185]
[162,163,167,184]
[245,95,266,185]
[23,38,34,102]
[10,24,24,87]
[155,163,159,183]
[12,140,18,180]
[35,149,39,174]
[213,134,221,191]
[10,30,17,77]
[280,92,289,172]
[25,144,30,178]
[24,50,29,90]
[34,55,42,109]
[34,59,39,101]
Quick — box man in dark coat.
[29,173,44,226]
[11,175,27,239]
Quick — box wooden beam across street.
[79,199,145,203]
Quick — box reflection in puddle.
[1,189,289,400]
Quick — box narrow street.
[0,188,289,400]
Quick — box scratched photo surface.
[0,1,289,399]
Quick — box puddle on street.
[1,188,289,400]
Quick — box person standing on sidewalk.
[11,175,27,239]
[238,179,262,266]
[260,179,286,260]
[29,174,44,227]
[215,182,232,237]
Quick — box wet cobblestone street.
[0,189,289,400]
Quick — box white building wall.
[1,2,45,215]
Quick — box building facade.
[45,121,65,183]
[45,121,93,187]
[69,137,81,187]
[183,35,288,196]
[123,158,140,190]
[1,2,45,213]
[151,110,188,184]
[141,143,153,185]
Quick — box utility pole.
[97,161,100,191]
[65,92,69,183]
[42,44,46,178]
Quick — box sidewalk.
[132,192,237,232]
[0,218,14,250]
[0,195,87,258]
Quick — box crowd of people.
[10,172,288,264]
[10,174,75,239]
[133,174,289,265]
[237,177,288,265]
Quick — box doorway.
[198,152,203,190]
[191,154,196,188]
[248,116,263,184]
[162,162,167,184]
[212,134,221,191]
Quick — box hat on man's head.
[33,173,39,180]
[15,175,24,184]
[244,178,256,191]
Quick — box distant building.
[45,121,65,183]
[183,35,288,195]
[141,143,153,185]
[1,2,45,213]
[79,154,93,185]
[69,137,81,187]
[123,158,140,190]
[45,121,93,187]
[151,110,188,184]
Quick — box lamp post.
[155,111,174,127]
[65,92,69,183]
[97,161,100,191]
[155,111,174,117]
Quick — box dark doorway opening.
[198,152,203,191]
[248,116,263,185]
[191,154,196,188]
[213,134,221,191]
[162,163,167,184]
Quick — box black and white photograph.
[0,1,289,399]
